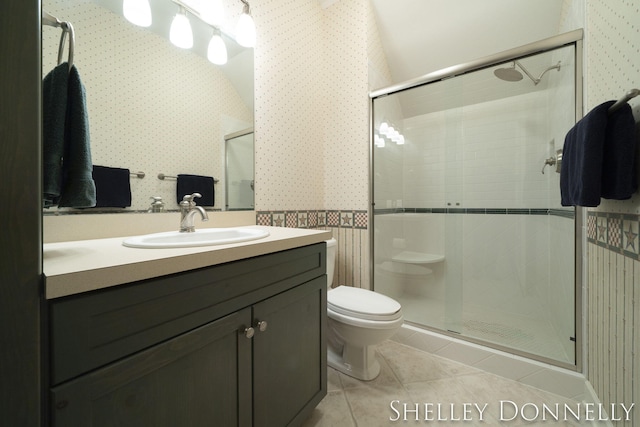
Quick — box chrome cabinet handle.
[256,320,268,332]
[243,327,255,339]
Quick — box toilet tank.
[325,238,336,288]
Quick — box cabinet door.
[252,277,327,427]
[51,309,253,427]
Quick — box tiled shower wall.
[580,1,640,423]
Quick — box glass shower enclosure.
[370,31,583,368]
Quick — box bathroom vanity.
[43,226,330,426]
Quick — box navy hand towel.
[560,101,614,207]
[176,174,215,206]
[92,165,132,208]
[600,103,637,200]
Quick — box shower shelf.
[392,251,445,264]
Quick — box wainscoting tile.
[588,211,640,261]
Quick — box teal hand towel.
[43,63,96,208]
[42,62,69,207]
[58,65,96,208]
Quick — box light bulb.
[170,9,193,49]
[123,0,152,27]
[236,10,256,48]
[207,33,228,65]
[379,122,389,135]
[396,135,405,145]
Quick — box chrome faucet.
[179,193,209,232]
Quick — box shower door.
[371,41,580,368]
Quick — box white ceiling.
[369,0,565,87]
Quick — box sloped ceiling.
[370,0,565,86]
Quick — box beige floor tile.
[337,352,402,390]
[344,384,411,427]
[327,368,343,392]
[301,390,355,427]
[377,340,480,384]
[306,341,584,427]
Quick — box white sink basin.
[122,227,270,249]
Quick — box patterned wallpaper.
[252,0,371,213]
[252,0,326,212]
[580,0,640,423]
[252,0,375,289]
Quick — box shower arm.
[515,61,562,86]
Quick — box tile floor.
[302,341,587,426]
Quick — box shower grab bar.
[608,88,639,114]
[42,10,75,72]
[158,173,219,183]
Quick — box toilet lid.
[328,286,402,321]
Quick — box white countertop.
[43,226,332,299]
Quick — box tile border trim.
[256,210,368,230]
[587,211,640,261]
[374,207,575,219]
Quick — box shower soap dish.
[392,251,444,264]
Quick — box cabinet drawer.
[49,243,325,385]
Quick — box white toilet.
[325,238,403,380]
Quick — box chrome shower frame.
[368,29,584,372]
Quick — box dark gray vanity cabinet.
[48,243,327,427]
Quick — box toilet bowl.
[325,238,403,380]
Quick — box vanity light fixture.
[123,0,252,65]
[207,29,228,65]
[236,0,256,48]
[200,0,225,27]
[377,121,405,146]
[123,0,152,27]
[379,121,389,135]
[170,6,193,49]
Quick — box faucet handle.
[182,193,202,204]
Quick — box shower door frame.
[369,29,584,371]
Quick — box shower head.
[494,60,562,85]
[494,63,524,82]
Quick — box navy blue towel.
[43,63,96,208]
[92,165,132,208]
[176,174,215,206]
[561,101,614,207]
[600,103,637,200]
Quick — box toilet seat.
[328,286,402,322]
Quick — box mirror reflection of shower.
[225,128,254,211]
[494,60,561,85]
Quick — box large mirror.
[42,0,254,212]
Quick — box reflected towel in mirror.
[177,174,215,206]
[92,165,132,208]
